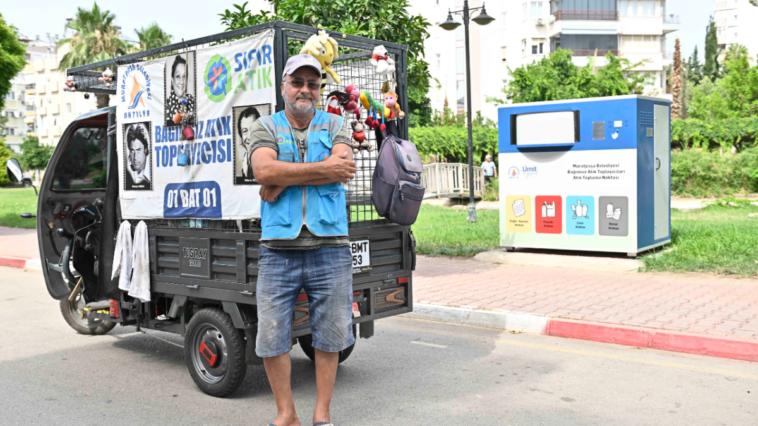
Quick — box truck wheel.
[185,308,246,398]
[298,323,357,364]
[59,295,116,335]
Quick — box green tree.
[135,23,172,51]
[18,135,53,171]
[685,45,703,86]
[0,14,27,112]
[219,0,432,126]
[0,138,13,184]
[58,2,132,109]
[487,49,647,104]
[720,44,758,118]
[704,16,720,81]
[687,76,730,120]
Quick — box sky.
[4,0,714,62]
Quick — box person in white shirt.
[481,154,497,184]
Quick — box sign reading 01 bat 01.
[116,30,275,220]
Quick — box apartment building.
[411,0,679,120]
[2,76,27,152]
[715,0,758,63]
[21,41,98,149]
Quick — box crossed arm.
[251,144,356,202]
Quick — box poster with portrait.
[123,122,153,191]
[233,104,270,185]
[164,52,196,127]
[116,30,275,220]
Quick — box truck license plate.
[351,240,371,274]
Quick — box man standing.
[251,54,356,426]
[481,154,497,185]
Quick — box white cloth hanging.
[111,221,133,292]
[129,220,151,302]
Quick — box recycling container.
[498,95,671,255]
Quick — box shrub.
[671,148,758,197]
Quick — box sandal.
[314,423,334,426]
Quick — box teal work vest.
[258,110,347,240]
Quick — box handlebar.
[48,230,77,285]
[20,213,36,219]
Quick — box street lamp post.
[441,1,494,222]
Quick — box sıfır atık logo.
[204,54,232,103]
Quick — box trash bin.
[498,95,671,255]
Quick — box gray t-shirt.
[251,118,351,250]
[481,161,497,177]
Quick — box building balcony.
[552,10,618,21]
[25,89,35,96]
[51,126,61,137]
[25,111,35,117]
[37,85,46,95]
[663,14,680,34]
[571,49,619,57]
[715,1,732,10]
[38,107,47,116]
[38,128,48,138]
[49,104,60,115]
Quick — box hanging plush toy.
[326,95,342,115]
[383,91,405,120]
[370,45,395,81]
[300,28,340,108]
[359,91,391,120]
[350,120,371,153]
[344,84,362,117]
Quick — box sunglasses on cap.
[284,78,321,91]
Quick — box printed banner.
[117,30,275,219]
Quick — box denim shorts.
[255,246,355,358]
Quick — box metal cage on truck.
[32,21,416,397]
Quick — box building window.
[522,39,527,56]
[501,46,507,62]
[502,12,507,27]
[532,45,538,54]
[540,42,544,53]
[66,103,72,113]
[436,54,441,68]
[531,1,543,19]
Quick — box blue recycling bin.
[498,95,671,255]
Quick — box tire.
[59,295,116,335]
[298,323,357,364]
[184,308,247,398]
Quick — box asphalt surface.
[1,266,757,426]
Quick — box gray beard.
[284,95,315,119]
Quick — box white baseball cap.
[282,54,322,78]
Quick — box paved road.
[2,267,757,425]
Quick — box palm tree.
[57,2,131,108]
[135,23,172,51]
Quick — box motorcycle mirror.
[6,158,23,183]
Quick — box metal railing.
[552,10,618,21]
[664,14,680,24]
[421,163,485,199]
[568,49,619,57]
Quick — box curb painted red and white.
[407,303,758,363]
[0,256,42,271]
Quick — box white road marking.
[410,340,447,349]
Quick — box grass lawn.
[414,202,758,276]
[0,187,38,229]
[413,204,500,257]
[641,204,758,276]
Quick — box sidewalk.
[0,226,40,269]
[411,255,758,361]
